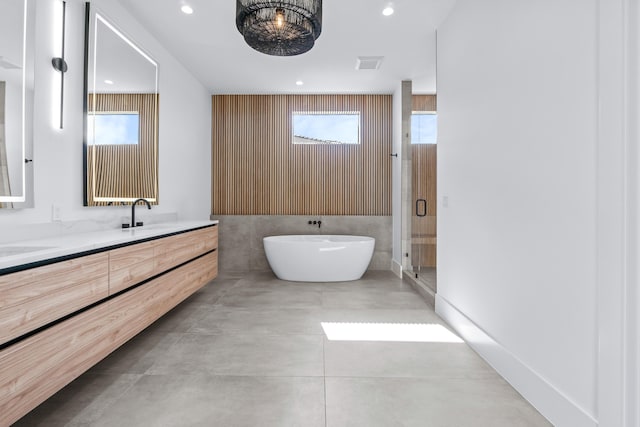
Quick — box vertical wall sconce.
[52,0,67,129]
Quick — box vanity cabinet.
[108,226,218,295]
[109,240,156,294]
[0,224,218,427]
[154,226,217,274]
[0,253,109,346]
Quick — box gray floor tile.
[143,299,210,333]
[184,278,243,304]
[13,373,142,427]
[147,333,325,377]
[325,377,552,427]
[232,270,413,293]
[216,288,323,309]
[325,339,497,379]
[189,307,326,335]
[189,307,447,338]
[215,270,249,280]
[413,267,437,292]
[318,308,445,325]
[13,270,551,427]
[234,278,339,293]
[89,330,182,375]
[201,277,243,290]
[321,289,430,309]
[92,374,325,427]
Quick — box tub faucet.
[131,198,151,227]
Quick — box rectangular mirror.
[83,4,159,206]
[0,0,35,208]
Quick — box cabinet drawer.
[108,226,217,295]
[109,240,157,294]
[0,253,109,346]
[154,226,217,272]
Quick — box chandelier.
[236,0,322,56]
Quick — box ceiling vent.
[356,56,384,70]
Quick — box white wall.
[0,0,211,232]
[596,0,635,424]
[436,0,598,425]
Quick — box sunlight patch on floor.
[320,322,464,343]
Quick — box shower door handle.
[416,199,427,217]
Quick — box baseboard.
[435,294,597,427]
[391,259,402,278]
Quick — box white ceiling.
[116,0,456,94]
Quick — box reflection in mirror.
[0,0,34,208]
[84,5,158,206]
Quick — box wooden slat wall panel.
[87,93,158,206]
[412,94,437,111]
[211,95,392,216]
[411,145,437,220]
[412,146,437,217]
[412,95,437,267]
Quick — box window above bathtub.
[411,111,437,144]
[292,111,361,145]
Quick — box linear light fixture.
[52,0,68,129]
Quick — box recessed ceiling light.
[104,79,113,85]
[382,6,394,16]
[296,80,304,86]
[181,4,194,14]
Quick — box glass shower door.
[411,142,437,291]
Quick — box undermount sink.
[137,223,173,230]
[121,223,175,234]
[0,246,56,258]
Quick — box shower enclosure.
[410,122,437,291]
[401,87,437,294]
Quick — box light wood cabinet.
[108,226,218,295]
[154,226,218,272]
[0,224,218,427]
[0,253,109,346]
[109,240,157,294]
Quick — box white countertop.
[0,220,218,272]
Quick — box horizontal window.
[411,112,437,144]
[292,111,360,145]
[88,112,140,145]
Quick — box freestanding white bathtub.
[263,235,375,282]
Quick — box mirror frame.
[0,0,35,207]
[82,3,159,207]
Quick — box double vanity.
[0,221,219,426]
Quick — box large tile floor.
[15,271,551,427]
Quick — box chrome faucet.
[131,198,151,227]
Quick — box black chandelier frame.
[236,0,323,56]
